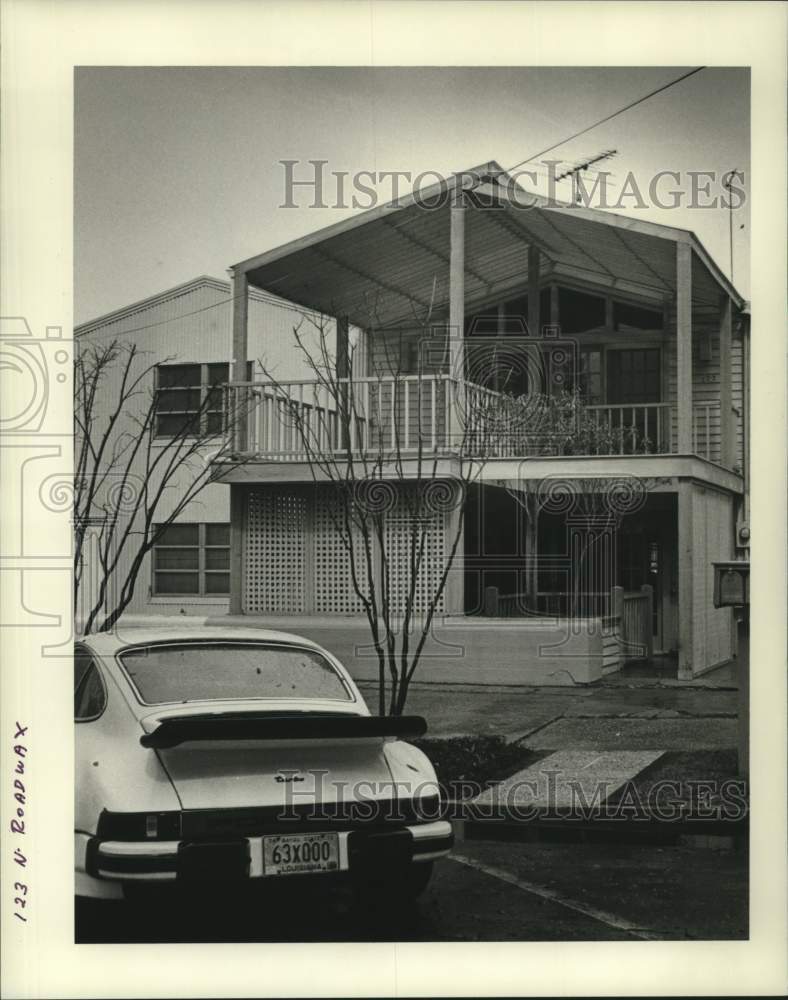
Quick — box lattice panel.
[384,491,447,619]
[313,491,368,615]
[245,489,307,613]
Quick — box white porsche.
[75,627,452,904]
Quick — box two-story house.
[74,275,315,624]
[212,162,749,685]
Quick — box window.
[152,522,230,596]
[576,349,603,404]
[155,362,252,438]
[118,642,353,704]
[607,348,661,404]
[613,301,662,332]
[558,288,606,333]
[75,644,93,692]
[74,650,107,720]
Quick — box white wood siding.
[691,485,735,671]
[76,278,314,620]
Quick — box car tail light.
[96,810,181,841]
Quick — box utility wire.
[82,68,706,337]
[506,67,705,173]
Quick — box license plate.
[262,832,340,877]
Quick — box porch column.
[719,294,734,468]
[336,315,350,379]
[677,480,696,678]
[525,502,539,603]
[448,192,465,447]
[336,315,350,449]
[229,485,246,615]
[528,245,540,336]
[231,268,249,452]
[549,284,559,329]
[444,495,465,614]
[676,242,693,453]
[495,303,506,390]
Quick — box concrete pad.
[521,718,737,751]
[472,750,664,809]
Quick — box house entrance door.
[618,523,664,652]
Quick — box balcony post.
[676,242,693,453]
[231,268,249,452]
[677,480,696,678]
[448,190,465,449]
[229,485,246,615]
[336,315,350,450]
[528,245,540,336]
[719,293,734,468]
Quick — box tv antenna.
[554,149,618,200]
[723,169,744,284]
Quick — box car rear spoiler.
[139,713,428,749]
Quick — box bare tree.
[248,313,502,715]
[74,339,249,634]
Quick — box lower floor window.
[152,522,230,596]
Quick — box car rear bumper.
[80,820,453,885]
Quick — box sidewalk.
[359,666,745,836]
[358,665,739,746]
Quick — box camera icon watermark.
[0,317,73,655]
[0,318,70,436]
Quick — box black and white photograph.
[2,2,786,997]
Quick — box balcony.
[223,376,730,465]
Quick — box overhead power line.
[506,67,706,173]
[83,68,707,338]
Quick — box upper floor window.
[613,301,663,332]
[152,522,230,596]
[558,288,606,334]
[155,362,252,438]
[576,349,603,404]
[607,348,661,404]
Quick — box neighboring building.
[74,275,318,622]
[212,162,750,684]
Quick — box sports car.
[75,627,452,904]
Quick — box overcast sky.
[75,66,749,324]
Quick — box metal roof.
[235,162,745,329]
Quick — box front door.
[617,505,679,655]
[618,528,661,651]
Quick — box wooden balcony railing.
[224,376,729,465]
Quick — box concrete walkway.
[358,677,738,745]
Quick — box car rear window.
[118,642,352,704]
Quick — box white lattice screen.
[244,485,449,616]
[245,489,307,613]
[384,495,446,618]
[313,493,368,614]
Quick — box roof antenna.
[723,169,744,284]
[555,149,618,202]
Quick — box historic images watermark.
[279,159,746,213]
[276,770,749,825]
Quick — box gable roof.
[232,160,744,329]
[75,276,230,336]
[76,274,301,337]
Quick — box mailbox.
[712,560,750,608]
